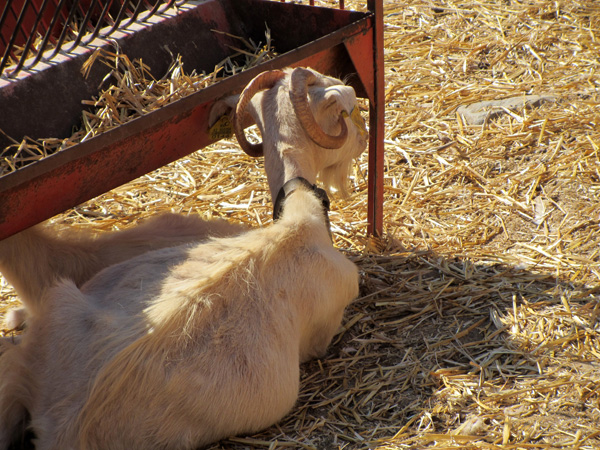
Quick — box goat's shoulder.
[271,188,357,281]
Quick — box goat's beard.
[319,157,355,198]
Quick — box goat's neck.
[265,144,318,201]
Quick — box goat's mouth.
[348,106,368,140]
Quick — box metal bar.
[9,0,53,76]
[47,0,81,60]
[123,0,148,29]
[85,0,117,44]
[366,0,384,237]
[15,0,37,45]
[65,0,100,52]
[141,0,167,21]
[0,2,13,48]
[28,0,70,69]
[3,0,359,78]
[104,0,136,37]
[0,0,34,76]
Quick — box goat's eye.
[324,98,338,109]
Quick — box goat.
[0,67,367,333]
[0,66,367,449]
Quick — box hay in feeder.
[2,0,600,449]
[0,27,277,176]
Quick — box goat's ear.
[208,95,239,128]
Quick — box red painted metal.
[0,102,216,238]
[0,1,383,240]
[281,1,342,9]
[0,1,382,238]
[1,0,68,70]
[0,0,369,146]
[0,0,57,52]
[367,0,384,237]
[343,27,374,103]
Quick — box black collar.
[273,177,331,237]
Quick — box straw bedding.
[1,0,599,448]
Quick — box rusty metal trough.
[0,0,384,240]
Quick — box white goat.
[0,66,367,449]
[1,67,367,332]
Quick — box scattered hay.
[2,0,600,449]
[0,28,277,176]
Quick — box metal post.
[367,0,384,236]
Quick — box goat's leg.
[0,225,101,314]
[91,213,248,270]
[1,214,248,327]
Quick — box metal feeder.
[0,0,384,239]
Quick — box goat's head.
[233,67,368,198]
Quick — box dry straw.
[0,27,276,176]
[2,0,600,449]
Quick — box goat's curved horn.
[234,70,286,157]
[289,67,348,149]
